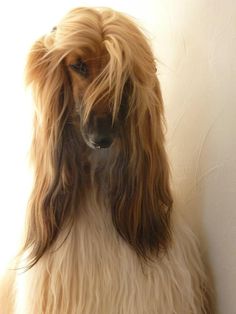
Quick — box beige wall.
[155,2,236,313]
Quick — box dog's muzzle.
[83,113,116,149]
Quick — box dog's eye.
[70,59,88,77]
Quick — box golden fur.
[0,7,210,313]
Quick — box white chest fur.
[15,199,207,314]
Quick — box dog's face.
[66,48,128,149]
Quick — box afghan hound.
[0,7,210,314]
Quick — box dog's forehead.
[65,47,108,68]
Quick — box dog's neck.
[81,143,115,193]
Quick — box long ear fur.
[110,77,173,259]
[22,36,81,269]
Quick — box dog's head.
[65,50,127,149]
[24,8,173,268]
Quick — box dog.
[0,7,210,313]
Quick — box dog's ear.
[110,76,173,260]
[23,36,80,269]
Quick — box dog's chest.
[15,202,201,314]
[16,201,159,313]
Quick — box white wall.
[0,1,235,313]
[157,2,236,313]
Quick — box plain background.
[0,1,235,313]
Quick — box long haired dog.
[1,7,209,314]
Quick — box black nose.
[87,112,114,149]
[92,135,113,149]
